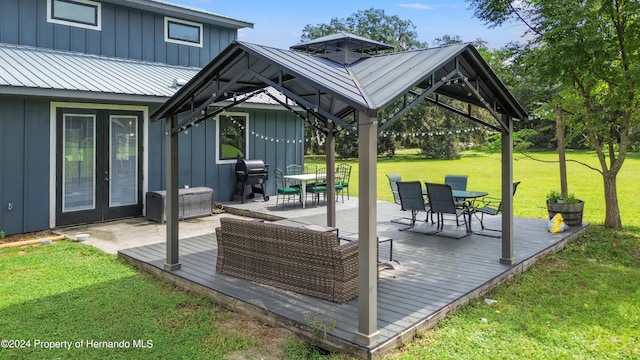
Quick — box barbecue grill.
[231,157,270,203]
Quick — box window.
[165,17,203,47]
[47,0,101,31]
[216,113,248,164]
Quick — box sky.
[171,0,529,50]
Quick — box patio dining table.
[422,189,488,201]
[283,173,341,208]
[422,188,489,234]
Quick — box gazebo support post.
[325,121,336,227]
[500,114,515,265]
[354,111,380,345]
[164,115,181,271]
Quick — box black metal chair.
[396,181,432,231]
[425,182,470,238]
[473,181,521,235]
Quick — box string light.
[250,130,304,144]
[246,126,487,143]
[377,126,484,139]
[180,113,488,143]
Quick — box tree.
[301,8,427,51]
[468,0,640,229]
[301,8,426,158]
[301,10,493,160]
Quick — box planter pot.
[547,200,584,227]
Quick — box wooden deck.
[118,198,587,359]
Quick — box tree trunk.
[603,172,622,230]
[556,104,568,199]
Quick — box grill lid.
[236,158,267,173]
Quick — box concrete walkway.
[56,195,358,254]
[57,212,246,254]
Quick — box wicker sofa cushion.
[215,217,359,303]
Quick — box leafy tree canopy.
[468,0,640,229]
[301,8,427,51]
[301,9,495,159]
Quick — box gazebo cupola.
[290,31,394,65]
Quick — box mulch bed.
[1,230,58,244]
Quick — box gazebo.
[151,32,527,344]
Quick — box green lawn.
[385,225,640,359]
[0,242,268,359]
[1,150,638,359]
[309,150,640,228]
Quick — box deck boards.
[118,199,586,358]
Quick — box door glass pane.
[109,115,138,207]
[63,114,96,212]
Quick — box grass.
[309,150,640,228]
[311,149,640,358]
[0,242,280,359]
[385,226,640,359]
[1,150,638,359]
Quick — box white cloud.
[398,3,433,10]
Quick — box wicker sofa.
[215,217,359,303]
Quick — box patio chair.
[444,174,468,191]
[387,173,414,225]
[304,163,318,174]
[304,163,320,192]
[396,181,433,231]
[286,164,302,174]
[286,164,303,188]
[445,174,468,225]
[307,167,327,205]
[386,173,402,205]
[473,181,521,235]
[335,163,351,202]
[274,168,301,209]
[425,182,470,238]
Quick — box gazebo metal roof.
[289,31,394,54]
[152,39,526,134]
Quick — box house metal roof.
[152,40,528,131]
[0,43,290,107]
[0,43,199,102]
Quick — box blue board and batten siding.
[148,109,305,202]
[0,0,237,68]
[0,99,303,235]
[0,0,304,235]
[0,96,51,235]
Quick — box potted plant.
[546,191,584,226]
